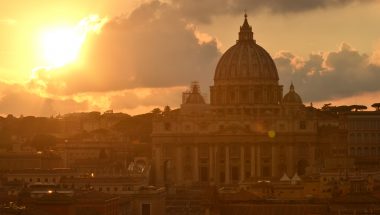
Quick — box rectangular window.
[245,171,250,179]
[299,121,306,130]
[231,166,239,181]
[262,166,271,177]
[200,167,208,182]
[142,203,151,215]
[164,122,171,131]
[219,172,225,183]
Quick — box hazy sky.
[0,0,380,116]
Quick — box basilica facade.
[152,14,320,186]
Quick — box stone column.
[154,144,164,186]
[176,146,183,183]
[209,145,214,182]
[250,146,256,178]
[214,146,220,183]
[249,87,254,104]
[240,146,245,182]
[193,145,199,182]
[309,144,316,174]
[287,144,294,177]
[225,146,230,184]
[223,87,227,105]
[257,145,261,177]
[234,86,239,104]
[271,144,278,177]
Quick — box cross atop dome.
[239,12,255,42]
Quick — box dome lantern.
[238,13,255,42]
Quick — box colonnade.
[154,143,307,186]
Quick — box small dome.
[283,83,303,104]
[214,14,279,83]
[186,93,205,104]
[183,82,205,105]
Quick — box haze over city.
[1,0,380,116]
[2,1,380,215]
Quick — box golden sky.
[0,0,380,116]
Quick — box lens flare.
[268,130,276,138]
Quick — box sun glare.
[41,27,85,67]
[39,15,107,68]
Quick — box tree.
[151,108,162,115]
[321,103,332,111]
[333,105,353,113]
[350,105,367,112]
[163,105,171,113]
[322,105,353,114]
[372,103,380,111]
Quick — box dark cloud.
[172,0,374,23]
[275,43,380,102]
[31,1,220,95]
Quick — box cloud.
[30,1,220,96]
[171,0,374,23]
[0,81,88,116]
[109,87,186,110]
[275,43,380,103]
[312,91,380,109]
[3,0,378,116]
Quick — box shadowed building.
[152,14,320,186]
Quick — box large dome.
[209,14,283,113]
[214,15,279,83]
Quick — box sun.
[39,15,107,68]
[41,26,85,68]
